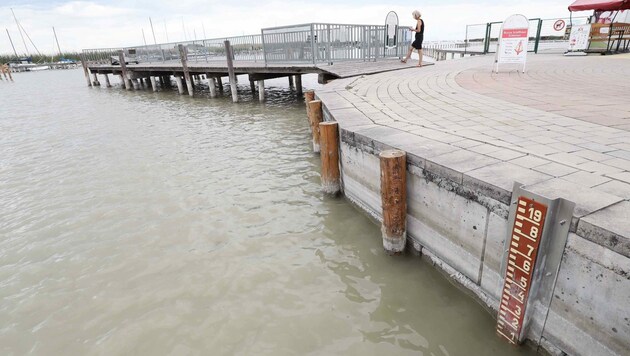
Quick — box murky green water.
[0,70,536,355]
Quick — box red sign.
[496,197,548,344]
[502,28,528,38]
[554,19,566,31]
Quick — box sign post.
[496,183,575,345]
[494,14,529,73]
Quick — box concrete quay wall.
[315,60,630,355]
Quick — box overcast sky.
[1,0,587,55]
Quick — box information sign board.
[567,24,592,52]
[494,14,529,73]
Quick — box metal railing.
[261,23,410,64]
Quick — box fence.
[261,23,410,64]
[463,17,590,55]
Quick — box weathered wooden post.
[319,122,341,194]
[80,54,92,87]
[379,149,407,254]
[175,76,185,94]
[206,74,217,98]
[150,76,158,91]
[258,80,265,102]
[224,40,238,102]
[104,73,111,87]
[295,75,303,96]
[178,44,194,97]
[118,51,132,90]
[304,90,315,133]
[307,100,323,153]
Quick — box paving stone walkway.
[317,53,629,257]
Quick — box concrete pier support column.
[131,78,140,90]
[159,76,165,87]
[250,78,256,94]
[92,72,100,86]
[288,75,294,87]
[178,44,194,97]
[104,73,111,87]
[207,74,217,98]
[224,40,238,103]
[217,77,223,91]
[307,100,323,153]
[379,149,407,254]
[80,54,92,87]
[319,122,341,195]
[150,76,158,92]
[258,80,265,102]
[295,75,303,96]
[175,76,185,94]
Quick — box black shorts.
[412,35,423,50]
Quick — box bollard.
[379,149,407,254]
[307,100,323,153]
[319,122,341,195]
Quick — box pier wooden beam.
[379,149,407,254]
[224,40,238,103]
[308,100,323,153]
[80,54,92,87]
[295,75,303,96]
[118,51,132,90]
[178,44,194,97]
[258,80,265,102]
[104,73,111,87]
[319,122,341,195]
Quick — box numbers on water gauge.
[528,207,542,222]
[530,226,539,239]
[523,260,531,273]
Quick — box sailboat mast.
[11,8,29,56]
[53,26,62,56]
[6,28,19,58]
[149,17,157,45]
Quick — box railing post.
[326,24,332,64]
[310,23,316,64]
[534,19,543,54]
[261,29,268,65]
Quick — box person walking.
[401,10,424,67]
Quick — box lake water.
[0,69,536,355]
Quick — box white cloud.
[0,1,579,55]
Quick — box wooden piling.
[258,80,265,102]
[178,44,194,97]
[295,75,303,96]
[150,76,158,91]
[307,100,323,153]
[379,149,407,254]
[224,40,238,102]
[104,73,111,87]
[175,76,184,94]
[118,51,132,90]
[304,90,315,133]
[207,74,217,98]
[80,54,92,87]
[319,122,341,195]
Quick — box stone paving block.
[426,150,500,185]
[561,171,611,188]
[465,162,552,204]
[574,149,616,162]
[577,142,617,153]
[546,152,590,166]
[533,162,579,177]
[576,161,624,175]
[607,149,630,161]
[594,180,630,199]
[577,201,630,257]
[329,107,374,129]
[382,133,457,162]
[526,178,623,222]
[509,154,550,168]
[602,157,630,171]
[524,143,561,156]
[606,171,630,184]
[483,148,526,161]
